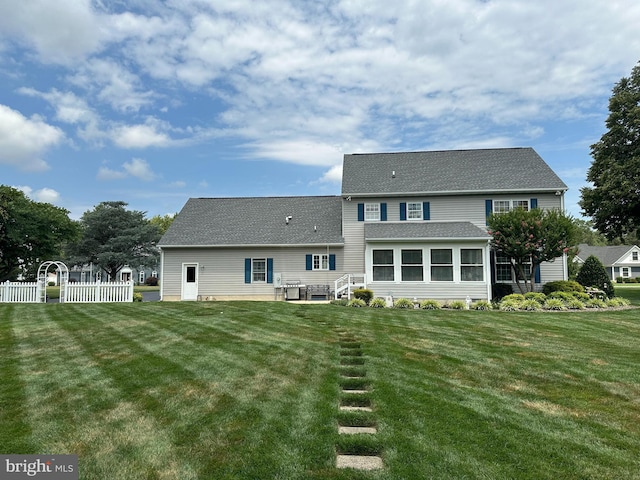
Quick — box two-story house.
[158,147,568,301]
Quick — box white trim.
[181,263,199,301]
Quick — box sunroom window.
[373,249,394,281]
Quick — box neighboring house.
[67,264,160,284]
[574,244,640,281]
[159,147,569,301]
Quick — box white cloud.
[111,122,171,149]
[97,158,156,182]
[0,104,64,171]
[318,165,343,184]
[14,185,61,204]
[252,140,344,166]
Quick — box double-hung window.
[401,249,423,281]
[407,202,422,220]
[252,258,266,282]
[431,249,453,281]
[313,254,329,270]
[493,199,529,213]
[365,203,380,221]
[461,249,483,281]
[495,253,530,282]
[373,249,394,281]
[632,251,639,261]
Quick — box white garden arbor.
[38,260,69,303]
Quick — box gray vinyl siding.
[161,246,345,299]
[342,199,366,272]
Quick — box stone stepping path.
[335,331,383,471]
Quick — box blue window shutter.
[244,258,251,283]
[530,198,538,209]
[400,202,407,221]
[357,203,364,221]
[423,201,430,220]
[380,203,387,221]
[534,265,541,284]
[485,200,493,220]
[267,258,273,283]
[306,254,312,271]
[329,254,336,271]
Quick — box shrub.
[585,298,607,309]
[572,292,590,302]
[542,280,584,295]
[543,298,566,311]
[133,292,143,302]
[566,299,586,310]
[369,297,387,308]
[447,300,467,310]
[492,283,513,300]
[524,292,546,304]
[144,276,159,286]
[347,298,366,307]
[548,291,574,302]
[607,297,631,308]
[420,299,442,310]
[394,298,415,309]
[499,299,521,311]
[471,300,492,310]
[616,276,624,284]
[47,281,56,287]
[576,255,615,297]
[502,293,526,303]
[521,299,542,311]
[353,288,373,305]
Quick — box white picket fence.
[0,280,134,303]
[0,281,41,303]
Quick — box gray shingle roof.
[575,244,636,266]
[159,196,343,247]
[365,222,490,240]
[342,147,567,196]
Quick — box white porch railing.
[334,274,366,300]
[64,281,134,303]
[0,281,41,303]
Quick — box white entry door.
[182,264,198,300]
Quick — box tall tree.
[580,61,640,241]
[0,186,79,281]
[488,207,579,293]
[69,201,161,281]
[149,213,177,236]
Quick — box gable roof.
[365,222,489,241]
[575,244,639,266]
[342,147,567,196]
[159,196,343,247]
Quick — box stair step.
[339,405,373,412]
[338,426,377,435]
[336,455,383,470]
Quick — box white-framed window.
[493,199,529,213]
[407,202,423,220]
[495,252,531,282]
[632,251,639,261]
[401,249,423,281]
[252,258,266,282]
[96,271,102,281]
[139,271,145,283]
[431,249,453,281]
[373,249,394,281]
[313,254,329,271]
[461,249,484,281]
[621,267,631,278]
[365,203,380,221]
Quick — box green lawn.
[1,302,639,479]
[615,284,640,305]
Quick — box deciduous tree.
[488,208,579,293]
[580,61,640,240]
[69,201,161,281]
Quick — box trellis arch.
[37,261,69,303]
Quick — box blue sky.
[1,0,639,220]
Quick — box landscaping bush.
[48,281,56,287]
[542,280,584,295]
[369,297,387,308]
[492,283,513,300]
[347,298,366,307]
[607,297,631,308]
[576,255,614,298]
[572,292,590,302]
[144,276,159,286]
[471,300,492,310]
[616,277,624,284]
[394,298,415,309]
[499,299,521,311]
[543,298,566,311]
[420,299,442,310]
[566,298,586,310]
[502,293,526,303]
[447,300,467,310]
[548,291,574,302]
[585,298,607,309]
[524,292,546,304]
[133,292,143,302]
[521,299,542,311]
[353,288,373,305]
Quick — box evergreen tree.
[575,255,615,297]
[580,61,640,240]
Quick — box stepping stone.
[338,426,377,434]
[342,389,368,394]
[339,405,373,412]
[336,455,383,470]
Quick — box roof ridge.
[347,147,531,156]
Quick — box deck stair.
[334,274,366,300]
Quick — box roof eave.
[159,242,345,249]
[342,188,568,198]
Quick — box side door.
[181,263,198,300]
